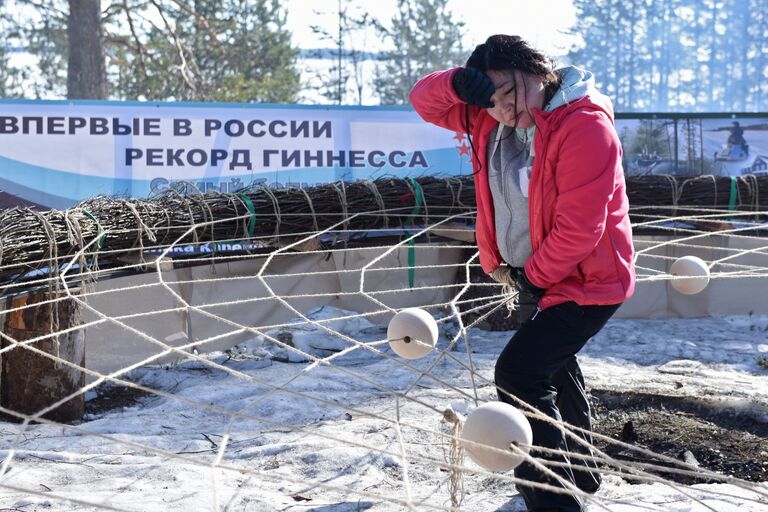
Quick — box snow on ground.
[0,306,767,511]
[581,315,768,416]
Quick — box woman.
[410,35,635,512]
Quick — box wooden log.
[0,290,85,423]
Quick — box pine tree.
[568,0,768,112]
[751,0,768,110]
[4,0,300,102]
[108,0,300,102]
[374,0,464,105]
[567,1,615,103]
[0,2,29,98]
[12,0,69,98]
[67,0,106,99]
[0,1,8,97]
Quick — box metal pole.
[674,118,679,175]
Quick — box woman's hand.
[490,265,545,298]
[452,67,495,108]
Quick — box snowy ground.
[0,307,767,511]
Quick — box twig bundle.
[0,174,766,289]
[0,176,474,286]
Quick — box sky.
[284,0,580,58]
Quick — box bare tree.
[309,1,375,105]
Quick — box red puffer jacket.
[410,67,636,309]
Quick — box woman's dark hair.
[466,35,560,88]
[462,35,561,175]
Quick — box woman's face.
[485,69,545,128]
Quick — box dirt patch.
[86,384,155,415]
[591,390,768,483]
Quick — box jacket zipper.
[492,125,516,262]
[495,125,530,263]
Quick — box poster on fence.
[617,116,768,178]
[0,100,474,210]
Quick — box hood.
[516,66,614,147]
[546,66,596,111]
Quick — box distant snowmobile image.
[714,141,749,161]
[715,121,749,162]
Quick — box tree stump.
[1,291,86,423]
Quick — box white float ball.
[387,308,438,359]
[461,402,533,472]
[670,255,711,295]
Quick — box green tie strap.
[728,176,737,212]
[79,209,105,250]
[238,193,257,239]
[404,177,424,288]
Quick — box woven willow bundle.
[1,174,766,288]
[0,176,474,286]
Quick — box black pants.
[494,300,621,512]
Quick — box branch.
[121,0,149,85]
[102,2,125,17]
[15,0,67,19]
[148,0,200,93]
[167,0,219,48]
[104,35,140,52]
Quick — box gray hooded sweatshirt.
[487,66,596,267]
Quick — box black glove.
[510,267,545,298]
[490,265,545,299]
[452,67,495,108]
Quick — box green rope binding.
[404,177,424,289]
[238,193,257,239]
[79,209,105,250]
[728,176,738,212]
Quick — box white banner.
[0,100,474,209]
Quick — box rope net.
[0,176,766,511]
